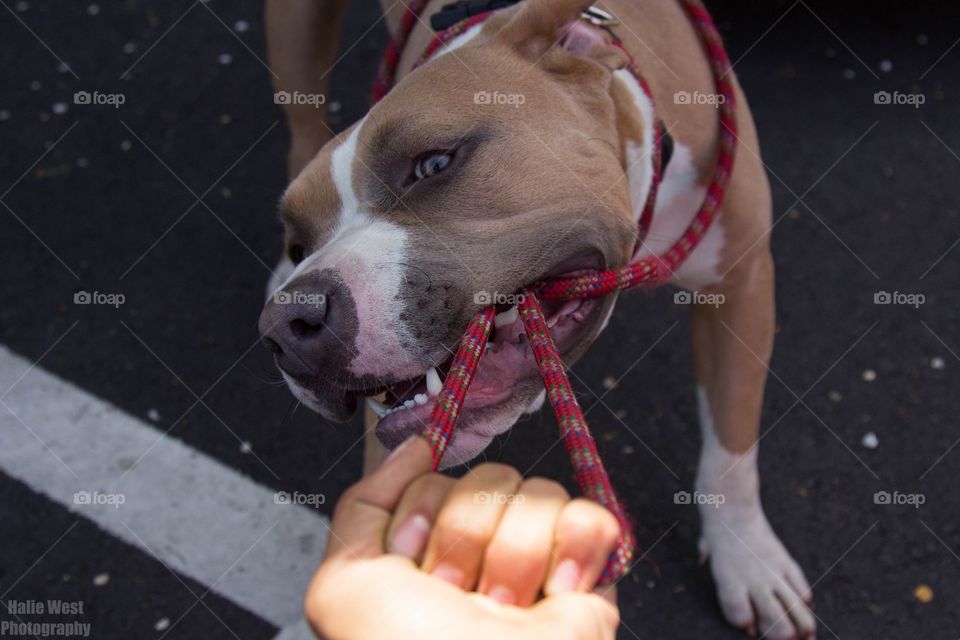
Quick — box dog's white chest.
[634,143,725,291]
[614,70,726,292]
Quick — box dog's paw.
[699,507,815,639]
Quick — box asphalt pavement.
[1,0,959,638]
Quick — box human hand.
[304,437,621,640]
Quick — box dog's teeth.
[426,367,443,396]
[414,393,428,405]
[494,305,519,328]
[366,397,390,418]
[404,399,416,409]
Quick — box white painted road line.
[0,344,329,629]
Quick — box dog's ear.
[495,0,628,71]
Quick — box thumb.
[326,436,435,560]
[529,592,620,640]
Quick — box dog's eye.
[288,243,305,264]
[413,152,452,181]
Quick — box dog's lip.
[534,250,605,283]
[374,289,606,452]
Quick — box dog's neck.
[610,68,658,225]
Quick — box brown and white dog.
[259,0,815,637]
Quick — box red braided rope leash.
[373,0,737,585]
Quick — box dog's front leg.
[690,251,815,639]
[265,0,347,181]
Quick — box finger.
[545,498,621,595]
[530,592,619,640]
[421,463,522,590]
[385,472,455,562]
[326,436,434,560]
[477,477,569,606]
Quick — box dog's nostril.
[290,318,324,340]
[261,337,283,354]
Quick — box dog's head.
[259,0,652,466]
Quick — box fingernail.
[384,436,417,464]
[547,558,581,593]
[430,563,465,589]
[485,585,516,606]
[389,514,430,559]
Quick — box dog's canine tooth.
[366,397,390,417]
[494,305,518,328]
[426,367,443,396]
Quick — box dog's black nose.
[259,270,347,379]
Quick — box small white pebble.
[862,431,879,449]
[239,441,252,454]
[217,53,233,66]
[92,572,110,586]
[122,41,137,54]
[154,618,170,632]
[30,80,41,91]
[14,0,29,12]
[828,390,843,402]
[76,157,89,168]
[87,4,100,16]
[52,102,68,115]
[842,68,856,80]
[917,34,929,46]
[862,369,877,382]
[602,376,616,390]
[120,139,132,152]
[0,110,10,121]
[622,444,635,455]
[233,19,250,33]
[879,59,893,73]
[328,100,342,114]
[931,357,945,370]
[147,408,160,422]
